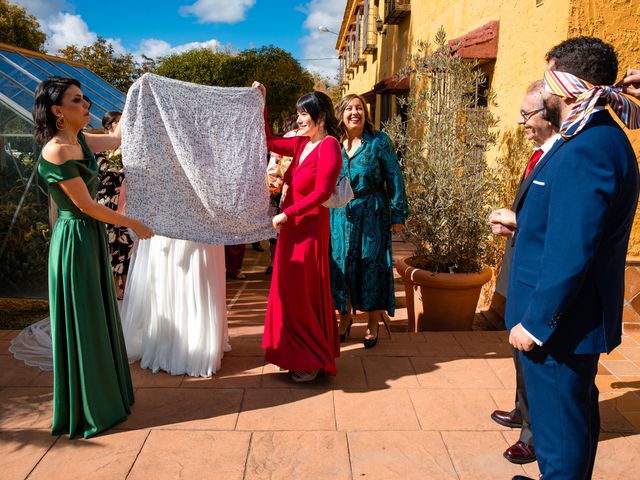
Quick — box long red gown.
[262,127,342,375]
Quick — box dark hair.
[32,76,82,144]
[335,93,375,141]
[545,36,618,86]
[296,91,339,139]
[102,111,122,131]
[281,114,298,134]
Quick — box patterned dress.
[96,151,132,276]
[329,130,408,316]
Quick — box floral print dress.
[96,151,133,276]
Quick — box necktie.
[524,149,543,179]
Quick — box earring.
[55,116,66,130]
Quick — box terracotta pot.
[395,256,492,331]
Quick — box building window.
[380,93,393,124]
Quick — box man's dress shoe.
[490,409,522,428]
[512,476,536,480]
[504,440,536,464]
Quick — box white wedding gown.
[120,235,231,377]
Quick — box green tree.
[155,45,314,127]
[58,37,139,93]
[154,48,232,86]
[0,0,46,52]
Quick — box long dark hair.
[102,111,122,132]
[296,91,339,139]
[32,76,82,145]
[335,93,375,142]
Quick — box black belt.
[353,186,383,199]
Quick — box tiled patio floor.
[2,242,640,479]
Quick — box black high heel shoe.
[363,316,381,349]
[339,317,353,343]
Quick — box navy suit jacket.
[505,111,639,354]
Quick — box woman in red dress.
[255,84,342,382]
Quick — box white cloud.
[135,38,222,60]
[179,0,255,24]
[299,0,345,80]
[45,13,97,52]
[13,0,74,20]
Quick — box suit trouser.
[520,349,600,480]
[511,345,534,446]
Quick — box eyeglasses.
[519,107,544,122]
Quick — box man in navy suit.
[489,80,560,466]
[506,37,639,480]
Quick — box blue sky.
[15,0,346,78]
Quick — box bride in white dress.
[120,235,231,377]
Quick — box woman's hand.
[272,212,288,229]
[252,81,266,102]
[391,224,404,233]
[131,219,154,240]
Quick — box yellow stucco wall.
[567,0,640,255]
[344,0,572,131]
[343,0,640,253]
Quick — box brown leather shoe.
[504,440,536,464]
[490,409,522,428]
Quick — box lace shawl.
[121,73,273,244]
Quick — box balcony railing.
[362,0,377,54]
[384,0,411,25]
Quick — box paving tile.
[118,388,242,430]
[595,375,622,394]
[245,431,350,480]
[599,392,640,413]
[602,349,626,360]
[128,362,184,388]
[620,336,639,347]
[0,338,12,353]
[485,357,517,390]
[27,428,149,480]
[592,433,640,479]
[128,430,250,480]
[225,341,265,356]
[29,371,54,387]
[343,341,420,357]
[180,357,264,389]
[621,411,640,431]
[236,389,335,431]
[601,360,640,377]
[0,387,53,429]
[415,339,466,357]
[441,431,528,480]
[334,389,420,431]
[409,389,499,431]
[362,356,419,389]
[617,347,640,362]
[0,355,42,387]
[459,340,512,357]
[348,431,458,480]
[329,356,367,389]
[0,330,20,339]
[0,429,56,480]
[411,357,503,389]
[624,267,640,299]
[600,398,637,433]
[453,331,503,343]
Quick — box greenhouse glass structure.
[0,42,126,296]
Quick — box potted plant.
[385,29,500,331]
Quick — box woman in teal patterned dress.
[34,77,154,438]
[330,94,407,348]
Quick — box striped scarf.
[543,69,640,138]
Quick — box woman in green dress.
[330,94,407,348]
[34,77,154,438]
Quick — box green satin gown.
[38,133,134,439]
